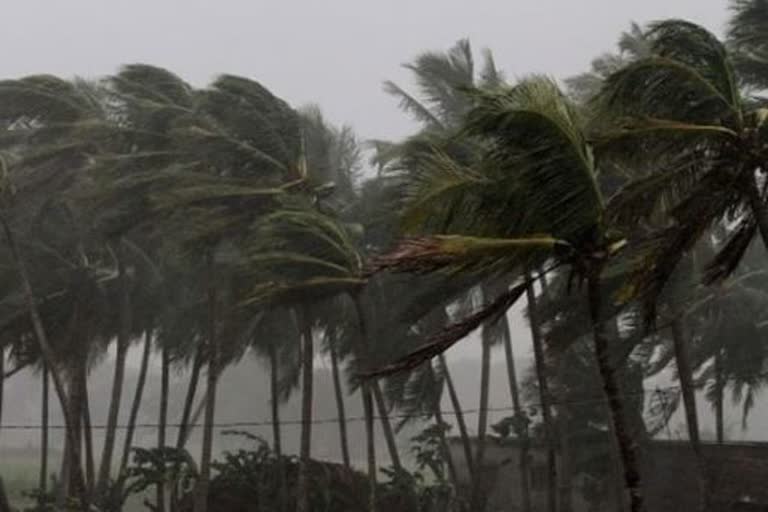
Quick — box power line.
[3,366,765,431]
[0,382,690,431]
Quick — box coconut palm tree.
[375,41,536,509]
[595,20,768,293]
[0,75,130,505]
[93,66,304,512]
[371,77,647,512]
[239,202,370,512]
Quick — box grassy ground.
[1,456,40,508]
[1,453,153,512]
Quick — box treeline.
[1,2,768,512]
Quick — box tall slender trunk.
[429,361,458,490]
[171,350,203,512]
[157,347,170,512]
[97,246,131,495]
[526,278,558,512]
[268,343,287,512]
[268,344,283,457]
[0,347,4,439]
[350,295,378,512]
[587,272,645,512]
[193,253,219,512]
[554,332,578,512]
[714,350,725,444]
[176,350,203,451]
[0,216,85,502]
[435,404,458,484]
[350,294,401,473]
[501,318,532,512]
[372,382,401,471]
[183,398,207,448]
[81,368,96,496]
[363,386,377,512]
[62,365,85,504]
[39,363,49,504]
[670,319,707,511]
[440,354,474,478]
[296,306,314,512]
[328,337,350,468]
[470,325,492,512]
[119,328,152,476]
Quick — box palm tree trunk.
[296,306,314,512]
[470,326,492,512]
[714,350,725,444]
[119,328,152,476]
[372,382,402,471]
[157,347,170,512]
[268,343,287,512]
[440,354,474,478]
[61,365,85,504]
[171,349,203,512]
[81,368,96,496]
[350,295,379,512]
[362,387,377,512]
[350,294,400,473]
[193,252,219,512]
[177,351,203,451]
[587,272,645,512]
[0,347,4,440]
[526,279,558,512]
[670,319,707,511]
[360,383,378,512]
[0,215,85,502]
[328,337,351,468]
[501,318,532,512]
[267,344,283,457]
[428,360,458,490]
[434,402,458,486]
[183,398,207,448]
[39,362,49,504]
[97,247,131,495]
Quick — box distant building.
[447,437,768,512]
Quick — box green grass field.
[1,456,40,507]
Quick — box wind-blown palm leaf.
[728,0,768,90]
[239,205,366,308]
[464,77,603,242]
[383,81,443,129]
[367,281,527,376]
[372,234,568,276]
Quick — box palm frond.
[647,19,741,113]
[367,281,527,376]
[382,81,443,129]
[703,218,758,284]
[598,57,736,129]
[371,234,568,275]
[464,77,603,241]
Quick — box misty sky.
[1,0,729,362]
[3,0,727,142]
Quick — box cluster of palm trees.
[371,3,768,512]
[1,2,768,512]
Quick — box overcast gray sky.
[3,0,727,144]
[1,0,730,362]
